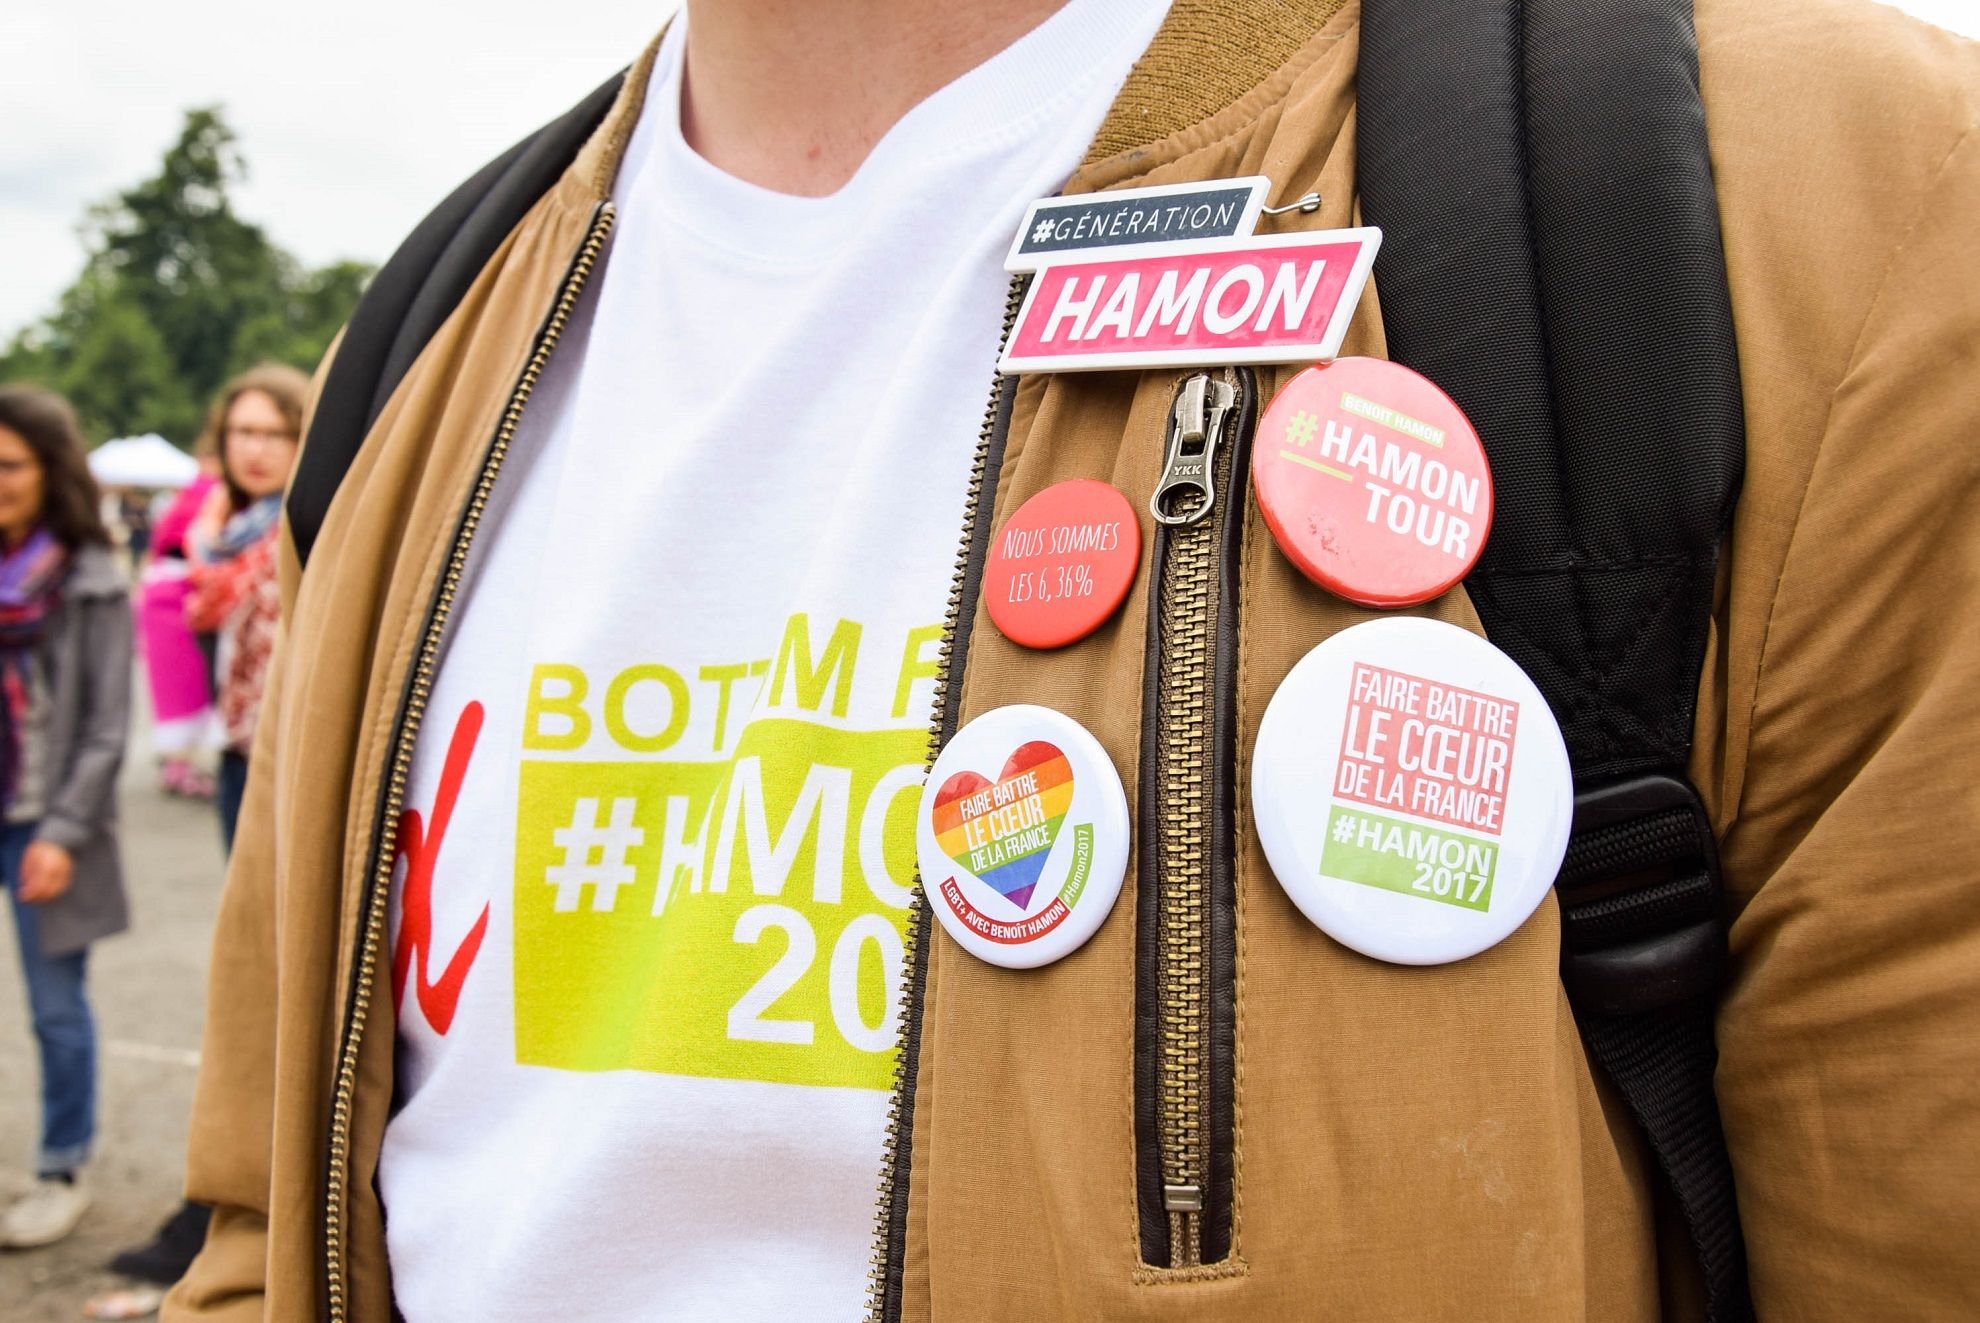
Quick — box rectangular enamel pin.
[1005,177,1270,273]
[998,227,1383,375]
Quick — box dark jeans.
[217,750,249,857]
[3,820,95,1175]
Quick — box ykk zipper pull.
[1150,373,1237,527]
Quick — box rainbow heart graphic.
[930,741,1075,912]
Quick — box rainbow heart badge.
[930,741,1074,911]
[918,705,1130,970]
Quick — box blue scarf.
[207,495,282,562]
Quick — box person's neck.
[678,0,1070,197]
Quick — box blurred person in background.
[0,385,131,1251]
[137,448,221,802]
[107,365,303,1287]
[117,491,154,564]
[183,365,303,851]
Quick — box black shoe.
[108,1201,211,1285]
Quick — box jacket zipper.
[1137,368,1256,1268]
[321,201,616,1323]
[866,275,1029,1323]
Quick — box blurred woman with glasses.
[108,365,308,1287]
[184,365,306,851]
[0,385,131,1249]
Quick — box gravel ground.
[0,685,226,1321]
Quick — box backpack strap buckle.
[1557,772,1726,1018]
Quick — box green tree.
[0,106,373,446]
[52,277,184,442]
[232,259,373,370]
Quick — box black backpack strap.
[1357,0,1750,1318]
[287,71,626,569]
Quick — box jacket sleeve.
[164,616,289,1321]
[35,585,131,854]
[1714,124,1980,1316]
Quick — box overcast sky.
[0,0,677,338]
[2,0,1972,340]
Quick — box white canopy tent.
[89,433,201,489]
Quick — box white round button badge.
[1252,617,1573,965]
[918,704,1129,969]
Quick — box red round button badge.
[985,480,1141,649]
[1252,357,1493,608]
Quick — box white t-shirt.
[377,6,1168,1319]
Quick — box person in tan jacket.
[168,0,1979,1318]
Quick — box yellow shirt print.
[511,613,941,1089]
